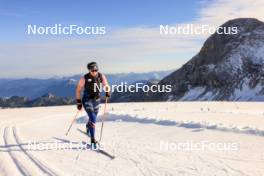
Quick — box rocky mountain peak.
[155,18,264,101]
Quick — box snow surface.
[0,102,264,176]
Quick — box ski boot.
[91,138,99,150]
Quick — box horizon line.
[0,69,176,80]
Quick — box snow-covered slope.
[0,102,264,175]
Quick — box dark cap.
[87,62,98,70]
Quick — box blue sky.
[0,0,200,41]
[0,0,263,78]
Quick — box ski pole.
[99,97,108,142]
[65,110,80,136]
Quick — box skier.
[76,62,110,148]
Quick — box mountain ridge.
[152,18,264,101]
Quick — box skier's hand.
[105,92,110,98]
[76,99,82,110]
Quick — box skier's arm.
[102,74,110,97]
[76,77,85,102]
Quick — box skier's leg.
[85,123,90,137]
[82,96,93,136]
[90,99,99,137]
[90,100,100,149]
[87,111,96,139]
[82,97,100,149]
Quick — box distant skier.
[76,62,110,148]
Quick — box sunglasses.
[91,69,98,72]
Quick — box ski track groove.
[0,126,21,176]
[3,126,30,176]
[12,126,59,176]
[3,125,60,176]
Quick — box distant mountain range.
[0,93,75,108]
[0,70,172,99]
